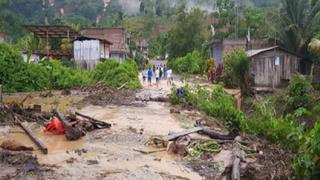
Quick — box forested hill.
[0,0,279,41]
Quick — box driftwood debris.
[133,148,166,154]
[18,122,48,154]
[232,136,241,180]
[200,128,239,140]
[167,127,203,141]
[54,110,82,141]
[75,112,111,129]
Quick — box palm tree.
[272,0,320,55]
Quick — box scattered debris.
[0,140,34,152]
[200,128,239,140]
[167,127,203,141]
[54,110,82,141]
[66,157,77,164]
[87,160,99,165]
[186,141,221,160]
[232,137,242,180]
[75,111,111,129]
[133,148,166,154]
[167,136,191,156]
[145,135,168,148]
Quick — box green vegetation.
[170,76,320,177]
[285,75,314,112]
[222,49,251,96]
[170,85,245,129]
[0,44,141,92]
[167,50,205,75]
[91,59,141,89]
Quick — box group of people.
[142,64,173,87]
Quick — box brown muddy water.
[0,100,203,179]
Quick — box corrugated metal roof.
[246,46,279,57]
[80,28,129,53]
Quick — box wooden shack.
[247,46,301,88]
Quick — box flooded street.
[0,78,204,179]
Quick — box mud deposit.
[0,101,202,179]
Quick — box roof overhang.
[23,25,80,39]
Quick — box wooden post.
[18,122,48,154]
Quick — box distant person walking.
[167,69,172,85]
[159,65,163,79]
[155,68,160,88]
[142,70,146,84]
[147,68,153,86]
[163,65,167,79]
[152,65,156,73]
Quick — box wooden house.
[80,28,130,63]
[247,46,301,88]
[209,39,270,64]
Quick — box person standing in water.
[147,68,153,86]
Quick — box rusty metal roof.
[23,25,80,39]
[80,28,129,53]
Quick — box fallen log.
[17,122,48,154]
[167,127,203,141]
[75,112,111,129]
[200,128,239,140]
[54,110,82,141]
[232,136,241,180]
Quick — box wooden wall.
[250,50,300,87]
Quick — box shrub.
[223,48,251,96]
[241,98,303,150]
[294,122,320,179]
[170,85,245,128]
[40,60,91,89]
[92,59,141,89]
[0,43,50,92]
[285,75,314,112]
[168,50,203,74]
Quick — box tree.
[239,6,268,38]
[167,7,208,58]
[272,0,320,55]
[212,0,236,39]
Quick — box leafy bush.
[294,122,320,179]
[92,59,141,89]
[40,60,91,89]
[170,85,245,128]
[285,75,314,112]
[242,98,303,150]
[0,43,50,92]
[223,48,251,95]
[167,50,203,74]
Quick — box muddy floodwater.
[0,99,203,179]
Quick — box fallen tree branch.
[200,128,239,140]
[75,112,111,128]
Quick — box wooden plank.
[18,122,48,154]
[166,127,203,141]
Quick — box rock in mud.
[0,140,34,151]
